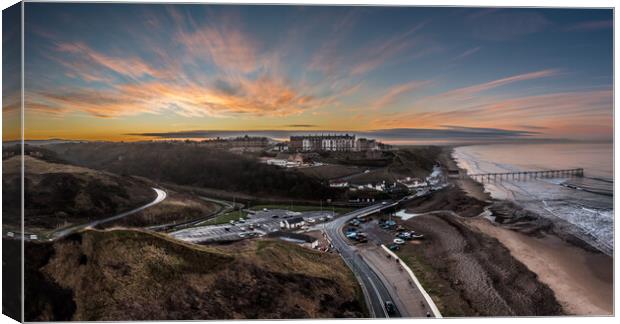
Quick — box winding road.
[323,201,401,318]
[49,187,167,240]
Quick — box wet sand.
[466,217,612,315]
[444,147,614,315]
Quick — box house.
[268,231,319,249]
[273,142,289,152]
[280,216,305,229]
[329,180,349,188]
[266,159,288,167]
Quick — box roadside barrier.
[380,245,442,318]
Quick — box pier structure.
[465,168,584,183]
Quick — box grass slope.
[3,156,155,234]
[25,229,365,320]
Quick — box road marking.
[366,274,389,318]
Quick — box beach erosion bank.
[396,146,612,316]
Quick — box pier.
[465,168,584,182]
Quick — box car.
[229,220,235,225]
[326,215,334,220]
[393,238,405,245]
[307,218,316,223]
[384,301,396,315]
[224,227,230,232]
[388,244,400,251]
[238,233,247,238]
[382,201,387,205]
[239,217,245,222]
[271,215,279,218]
[239,226,247,231]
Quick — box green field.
[200,210,247,225]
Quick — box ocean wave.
[453,144,613,255]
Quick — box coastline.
[445,146,613,315]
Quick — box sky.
[7,3,613,143]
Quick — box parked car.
[388,244,400,251]
[384,301,396,315]
[393,238,405,245]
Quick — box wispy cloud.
[285,124,318,128]
[469,11,550,40]
[565,20,612,32]
[130,125,539,142]
[54,42,165,81]
[372,88,612,139]
[451,46,480,61]
[372,80,433,110]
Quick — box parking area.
[342,216,425,251]
[169,208,336,243]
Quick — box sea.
[453,143,613,255]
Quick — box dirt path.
[466,217,613,315]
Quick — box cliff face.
[25,229,365,321]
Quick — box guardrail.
[381,245,442,318]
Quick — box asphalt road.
[49,188,167,240]
[323,201,401,318]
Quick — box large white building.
[291,134,356,152]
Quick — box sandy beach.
[398,147,613,316]
[451,148,614,315]
[466,217,613,315]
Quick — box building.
[280,216,305,229]
[273,142,289,152]
[268,231,319,249]
[290,134,356,152]
[356,138,379,151]
[329,180,349,188]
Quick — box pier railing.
[465,168,584,182]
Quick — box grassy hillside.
[3,156,155,234]
[46,142,342,200]
[24,229,365,320]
